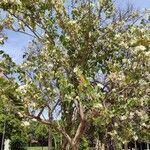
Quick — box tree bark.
[124,143,128,150]
[48,124,53,150]
[72,143,80,150]
[95,138,100,150]
[48,109,53,150]
[147,143,150,150]
[104,135,116,150]
[61,137,69,150]
[1,121,6,150]
[96,139,105,150]
[135,141,137,150]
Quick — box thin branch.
[7,10,41,40]
[72,102,86,145]
[10,28,36,38]
[26,112,72,145]
[37,107,45,118]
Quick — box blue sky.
[116,0,150,9]
[1,30,32,63]
[1,0,150,63]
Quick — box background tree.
[27,119,65,149]
[0,91,28,150]
[0,0,150,150]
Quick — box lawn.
[27,147,48,150]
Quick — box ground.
[27,147,48,150]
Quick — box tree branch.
[72,102,86,145]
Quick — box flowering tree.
[0,0,150,149]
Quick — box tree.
[27,120,48,147]
[0,92,28,150]
[0,0,150,149]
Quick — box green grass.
[27,147,48,150]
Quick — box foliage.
[27,120,48,146]
[0,0,150,149]
[27,120,61,148]
[10,134,28,150]
[0,78,28,150]
[80,136,89,150]
[35,123,48,144]
[0,105,28,150]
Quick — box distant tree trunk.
[147,143,149,150]
[135,141,137,150]
[95,138,100,150]
[48,125,52,150]
[101,143,105,150]
[48,109,53,150]
[1,121,6,150]
[95,138,105,150]
[124,143,128,150]
[140,143,142,150]
[61,138,69,150]
[104,135,116,150]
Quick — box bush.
[10,134,28,150]
[80,136,89,150]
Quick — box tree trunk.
[95,138,100,150]
[140,143,142,150]
[61,138,69,150]
[147,143,150,150]
[124,143,128,150]
[101,143,105,150]
[104,135,116,150]
[1,121,6,150]
[48,124,53,150]
[48,109,53,150]
[135,141,137,150]
[72,143,80,150]
[95,138,105,150]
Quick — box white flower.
[135,110,141,116]
[75,96,80,100]
[73,67,78,73]
[65,36,70,40]
[133,135,138,141]
[17,112,23,118]
[32,118,37,121]
[112,88,116,92]
[17,85,27,93]
[53,88,58,93]
[141,123,146,127]
[47,63,53,68]
[145,51,150,56]
[15,0,21,4]
[22,121,30,126]
[93,103,103,108]
[134,45,146,53]
[47,87,51,91]
[65,94,72,100]
[68,20,77,26]
[30,102,36,108]
[129,112,134,119]
[139,79,147,86]
[122,58,127,63]
[120,115,127,120]
[114,123,118,127]
[113,130,117,135]
[132,62,138,69]
[146,88,150,93]
[97,83,103,88]
[0,37,4,44]
[114,33,121,39]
